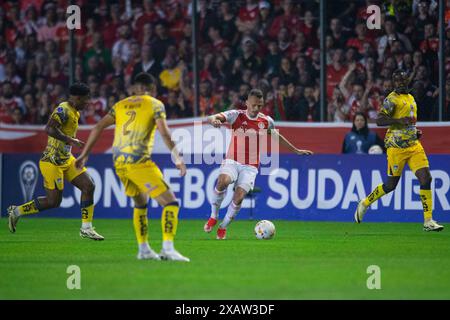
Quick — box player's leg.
[216,186,247,240]
[128,161,188,261]
[355,147,405,223]
[153,189,189,262]
[7,160,64,233]
[204,173,233,233]
[70,172,104,240]
[409,144,443,231]
[8,187,63,233]
[132,192,160,260]
[217,165,257,239]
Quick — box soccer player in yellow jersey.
[7,83,104,240]
[355,70,443,232]
[76,72,189,261]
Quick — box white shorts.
[219,159,258,193]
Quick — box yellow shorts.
[387,142,429,177]
[39,156,87,190]
[114,161,169,198]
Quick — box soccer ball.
[254,220,276,240]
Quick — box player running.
[7,83,104,240]
[75,72,189,261]
[204,89,313,239]
[355,69,443,232]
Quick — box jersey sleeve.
[108,103,117,119]
[51,105,68,124]
[219,110,240,125]
[380,96,395,117]
[267,116,275,130]
[153,100,166,120]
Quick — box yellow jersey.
[41,102,80,165]
[380,91,418,149]
[109,94,166,166]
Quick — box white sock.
[82,222,92,229]
[163,240,174,252]
[219,201,241,229]
[210,187,227,219]
[139,242,150,252]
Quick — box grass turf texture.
[0,218,449,300]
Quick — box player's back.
[111,95,165,166]
[383,91,417,148]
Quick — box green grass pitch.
[0,218,449,299]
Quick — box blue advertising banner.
[1,154,449,222]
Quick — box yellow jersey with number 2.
[380,91,418,149]
[109,95,166,167]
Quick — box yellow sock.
[17,199,40,216]
[161,203,179,242]
[363,184,386,206]
[419,189,433,221]
[133,207,148,244]
[81,201,94,223]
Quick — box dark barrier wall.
[1,154,449,222]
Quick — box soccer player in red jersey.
[204,89,313,239]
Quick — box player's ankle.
[163,240,174,252]
[82,222,92,229]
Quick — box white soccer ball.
[368,144,383,154]
[254,220,276,240]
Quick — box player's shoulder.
[257,112,273,122]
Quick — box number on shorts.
[123,110,136,136]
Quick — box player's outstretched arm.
[156,117,186,177]
[75,114,115,169]
[270,129,313,155]
[46,118,84,148]
[376,113,413,127]
[207,114,226,128]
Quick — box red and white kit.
[219,109,275,192]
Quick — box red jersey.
[220,110,275,168]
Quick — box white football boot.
[80,227,105,240]
[137,247,161,260]
[7,206,19,233]
[160,249,190,262]
[354,200,368,223]
[423,220,444,232]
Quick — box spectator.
[342,112,384,154]
[112,24,134,64]
[132,44,161,80]
[328,87,350,122]
[159,56,182,92]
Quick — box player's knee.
[82,181,95,195]
[382,183,396,193]
[420,175,432,189]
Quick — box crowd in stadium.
[0,0,449,125]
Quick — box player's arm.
[75,114,115,169]
[270,128,313,155]
[376,97,412,127]
[156,117,186,177]
[46,115,84,147]
[207,113,226,128]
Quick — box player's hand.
[69,138,85,148]
[176,161,187,177]
[397,117,413,126]
[75,155,88,169]
[295,149,313,155]
[417,129,423,139]
[210,119,222,128]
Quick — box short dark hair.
[248,88,263,99]
[134,72,155,86]
[69,82,90,96]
